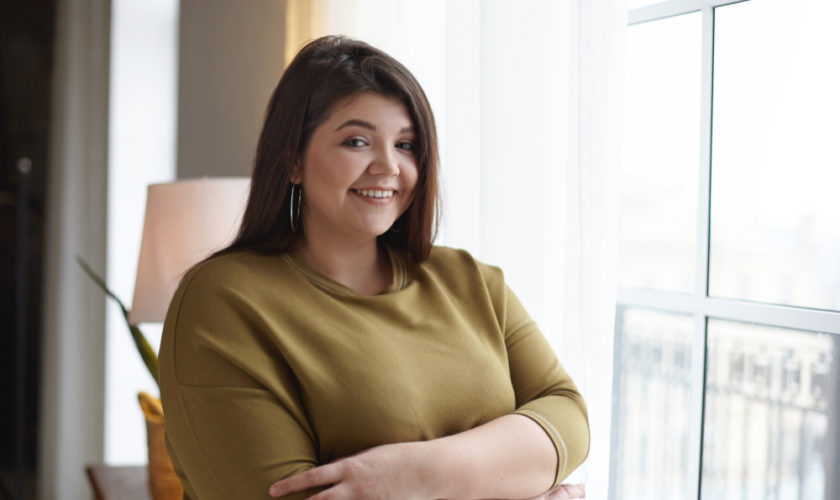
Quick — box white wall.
[105,0,178,464]
[177,0,287,179]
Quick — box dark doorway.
[1,0,55,499]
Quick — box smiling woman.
[292,93,420,294]
[158,35,589,500]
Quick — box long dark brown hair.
[218,35,439,262]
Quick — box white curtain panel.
[563,1,625,497]
[286,1,625,497]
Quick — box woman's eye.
[343,138,367,147]
[396,141,414,151]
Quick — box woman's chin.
[353,219,400,239]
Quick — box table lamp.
[128,177,250,324]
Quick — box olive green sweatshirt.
[159,246,589,499]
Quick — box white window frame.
[615,0,840,498]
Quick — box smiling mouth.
[351,188,396,199]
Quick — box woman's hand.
[268,442,434,499]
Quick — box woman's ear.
[290,164,302,184]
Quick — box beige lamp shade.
[129,178,250,323]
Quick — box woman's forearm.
[268,414,558,499]
[420,414,557,500]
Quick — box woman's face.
[294,92,419,245]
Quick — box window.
[611,1,840,499]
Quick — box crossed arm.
[268,414,586,500]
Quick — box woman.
[159,36,589,500]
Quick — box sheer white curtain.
[285,1,624,497]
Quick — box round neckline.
[282,245,408,297]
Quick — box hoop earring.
[289,183,302,232]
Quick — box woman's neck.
[293,235,392,296]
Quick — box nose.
[367,146,400,176]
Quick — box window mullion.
[629,0,748,25]
[689,5,716,499]
[696,10,714,301]
[705,299,840,335]
[616,288,840,335]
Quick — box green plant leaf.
[76,255,160,387]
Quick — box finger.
[268,465,343,497]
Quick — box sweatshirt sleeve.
[479,263,590,486]
[158,260,318,500]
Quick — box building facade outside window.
[610,0,840,499]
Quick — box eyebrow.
[335,119,413,134]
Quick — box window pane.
[620,13,701,293]
[702,320,840,500]
[610,308,694,500]
[709,0,840,311]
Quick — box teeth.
[354,189,394,199]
